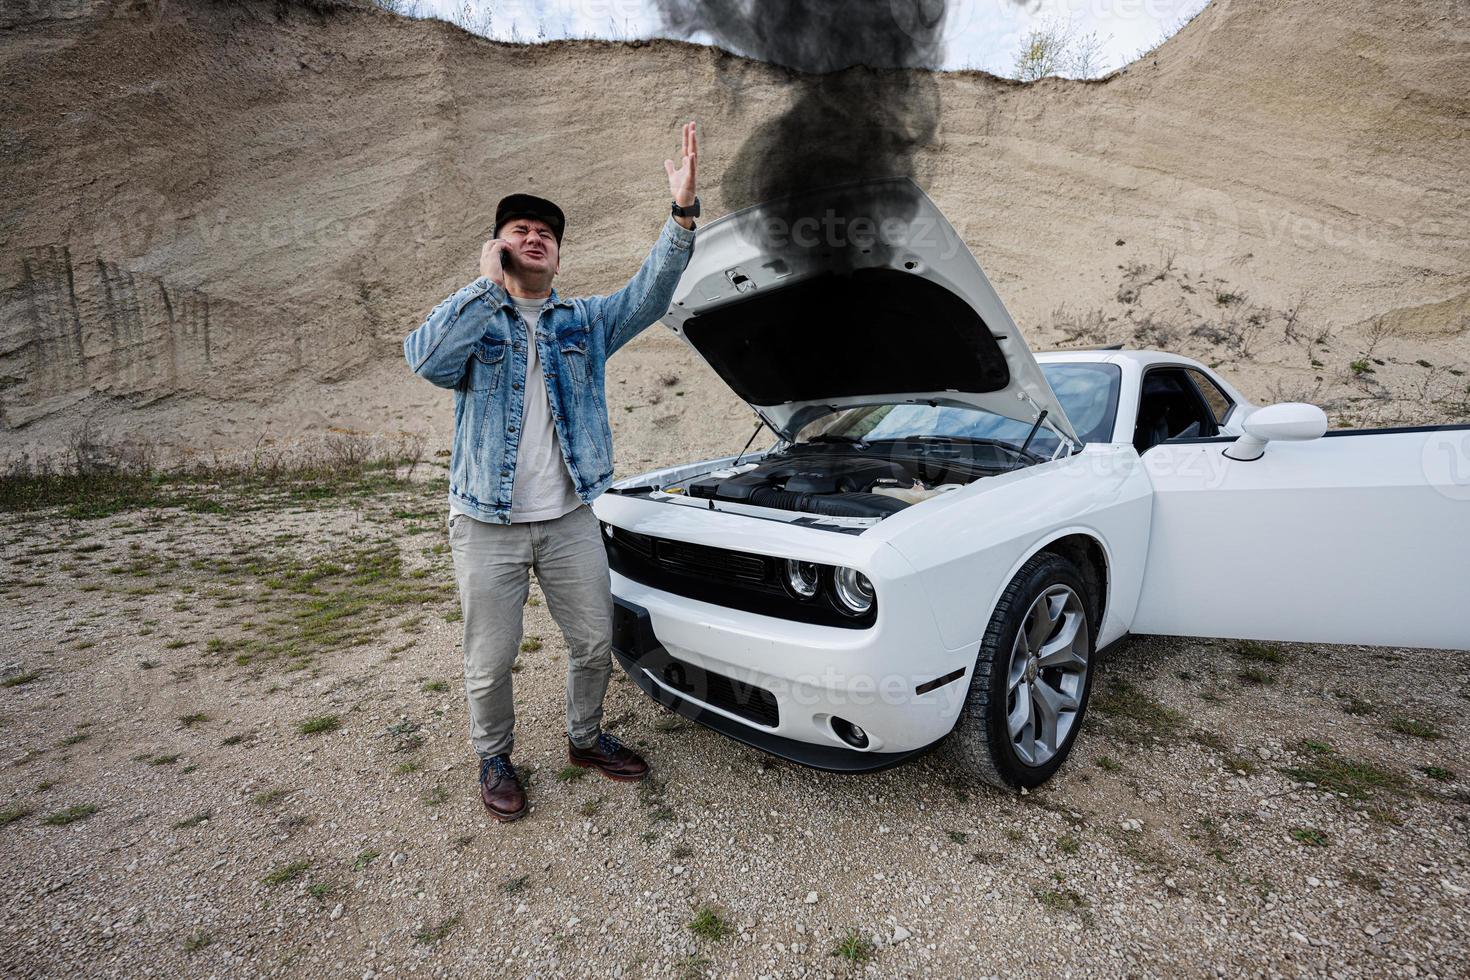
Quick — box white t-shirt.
[450,293,584,524]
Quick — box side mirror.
[1223,402,1328,461]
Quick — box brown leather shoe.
[568,732,650,782]
[479,754,527,822]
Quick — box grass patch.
[1090,679,1184,743]
[42,804,98,826]
[178,712,209,728]
[262,860,311,887]
[557,765,589,783]
[1290,827,1329,847]
[298,714,341,735]
[1057,835,1080,855]
[0,431,428,520]
[183,930,215,952]
[1038,887,1088,913]
[831,929,876,964]
[1282,742,1405,800]
[199,540,454,674]
[422,680,449,693]
[578,798,604,818]
[688,907,733,942]
[1,803,33,827]
[173,810,213,829]
[353,849,381,871]
[414,914,460,945]
[1095,755,1121,772]
[1421,765,1454,782]
[1388,716,1442,740]
[501,874,530,895]
[251,787,294,806]
[1237,666,1277,686]
[3,671,41,688]
[1236,640,1285,664]
[59,732,90,747]
[519,636,542,653]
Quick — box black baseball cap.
[494,193,566,244]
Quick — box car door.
[1130,424,1470,650]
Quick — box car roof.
[1034,349,1214,371]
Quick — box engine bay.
[666,450,978,520]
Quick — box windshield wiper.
[803,434,869,449]
[868,435,1046,466]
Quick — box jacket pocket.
[468,339,506,391]
[557,328,591,385]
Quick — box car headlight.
[784,559,821,599]
[832,566,875,615]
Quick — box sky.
[415,0,1212,77]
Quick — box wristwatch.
[671,196,701,219]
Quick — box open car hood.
[660,178,1079,446]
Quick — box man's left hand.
[664,120,698,229]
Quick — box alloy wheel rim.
[1005,584,1089,767]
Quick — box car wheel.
[949,551,1098,790]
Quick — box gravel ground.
[2,483,1467,978]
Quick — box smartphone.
[498,246,510,270]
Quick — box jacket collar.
[497,286,575,311]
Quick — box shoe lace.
[481,753,516,784]
[595,732,624,755]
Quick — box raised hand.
[664,120,698,210]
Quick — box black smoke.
[655,0,954,214]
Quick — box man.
[403,122,700,822]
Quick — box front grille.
[602,524,875,629]
[650,655,780,728]
[656,538,770,586]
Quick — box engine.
[682,455,957,519]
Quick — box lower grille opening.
[651,656,780,729]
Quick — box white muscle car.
[594,179,1469,788]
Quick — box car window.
[1133,367,1219,454]
[796,363,1122,452]
[1185,368,1234,424]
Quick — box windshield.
[795,362,1122,454]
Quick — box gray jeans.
[448,503,612,758]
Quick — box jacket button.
[501,470,509,477]
[513,382,522,390]
[507,426,516,433]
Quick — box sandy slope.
[0,0,1466,468]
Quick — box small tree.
[1012,18,1108,82]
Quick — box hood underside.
[660,178,1079,445]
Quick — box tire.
[948,551,1099,791]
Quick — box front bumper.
[612,595,955,773]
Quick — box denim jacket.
[404,216,696,524]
